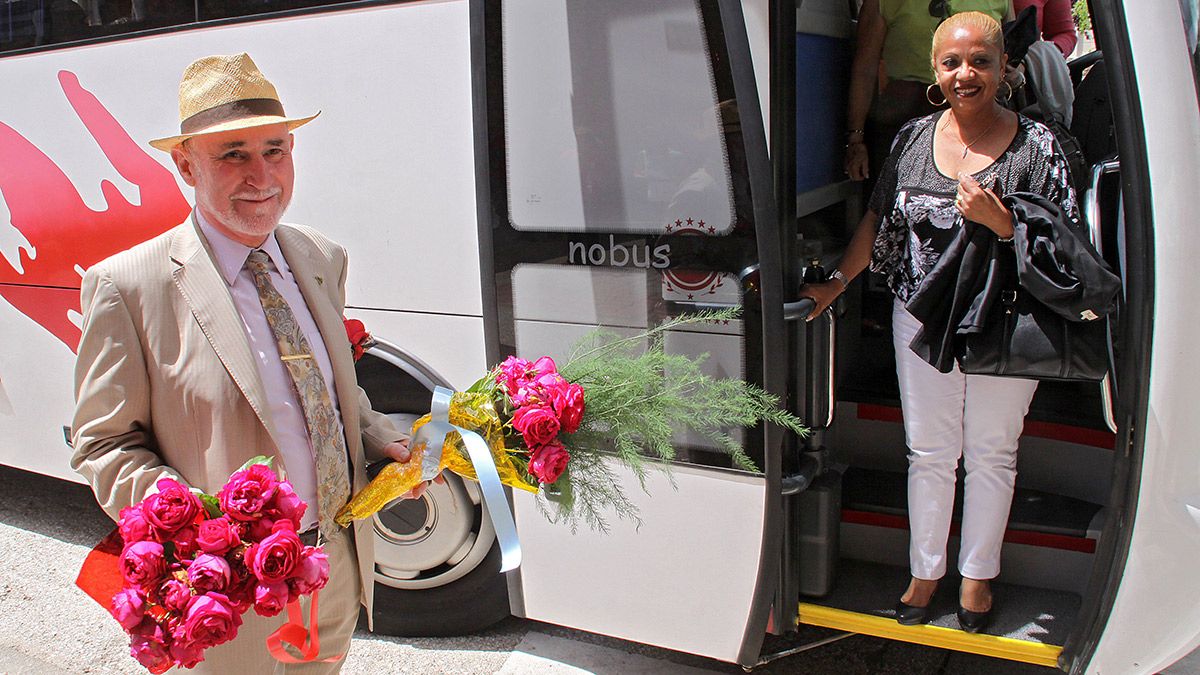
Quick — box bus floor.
[798,559,1076,668]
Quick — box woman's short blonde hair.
[930,11,1006,67]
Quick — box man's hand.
[380,438,443,499]
[956,173,1013,238]
[381,438,412,463]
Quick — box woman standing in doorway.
[805,11,1079,632]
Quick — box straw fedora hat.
[149,53,319,152]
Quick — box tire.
[370,540,511,637]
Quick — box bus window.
[0,0,363,56]
[505,1,735,235]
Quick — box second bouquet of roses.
[336,310,806,533]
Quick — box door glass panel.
[503,0,735,235]
[498,0,763,469]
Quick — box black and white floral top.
[869,111,1081,301]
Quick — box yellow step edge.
[797,602,1063,668]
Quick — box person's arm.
[359,388,410,462]
[845,0,887,181]
[1041,0,1079,58]
[71,266,186,521]
[799,208,881,320]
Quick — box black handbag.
[958,283,1113,381]
[956,195,1121,382]
[906,193,1121,382]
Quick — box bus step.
[842,466,1102,544]
[797,559,1078,666]
[797,602,1062,668]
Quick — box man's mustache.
[232,188,282,201]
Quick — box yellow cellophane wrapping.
[335,391,537,527]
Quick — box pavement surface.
[0,464,1191,675]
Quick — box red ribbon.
[265,590,344,664]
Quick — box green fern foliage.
[541,309,807,532]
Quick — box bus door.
[472,0,789,666]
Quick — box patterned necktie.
[246,249,350,540]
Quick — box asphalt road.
[0,464,1135,674]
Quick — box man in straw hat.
[71,53,423,671]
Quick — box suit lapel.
[170,217,281,446]
[275,226,364,463]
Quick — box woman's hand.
[955,173,1014,238]
[845,142,870,181]
[799,280,845,321]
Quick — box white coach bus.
[0,0,1197,671]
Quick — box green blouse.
[879,0,1010,84]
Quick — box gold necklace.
[942,110,1001,159]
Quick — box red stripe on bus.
[841,509,1097,554]
[855,403,1116,449]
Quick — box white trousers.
[892,300,1038,581]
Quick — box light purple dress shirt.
[197,211,342,533]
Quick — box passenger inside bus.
[803,10,1103,633]
[843,0,1010,185]
[1013,0,1079,57]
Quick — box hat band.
[180,98,286,134]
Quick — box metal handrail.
[1083,158,1121,434]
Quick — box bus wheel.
[368,472,510,636]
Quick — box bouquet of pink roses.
[109,457,329,673]
[337,310,806,533]
[335,355,580,529]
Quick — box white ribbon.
[411,386,521,572]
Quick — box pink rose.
[511,405,561,447]
[529,440,570,484]
[167,632,204,670]
[265,481,307,531]
[550,382,585,434]
[288,547,330,596]
[181,592,242,649]
[196,517,241,555]
[117,505,152,544]
[224,568,257,614]
[120,541,167,589]
[128,618,172,674]
[186,554,231,594]
[247,517,277,542]
[530,356,558,376]
[253,581,290,617]
[172,526,199,560]
[159,578,193,613]
[243,521,302,584]
[110,588,146,630]
[495,356,532,394]
[217,464,279,522]
[143,479,202,537]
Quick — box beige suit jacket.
[70,216,403,616]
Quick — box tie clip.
[280,354,314,362]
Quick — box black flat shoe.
[957,605,991,633]
[895,601,930,626]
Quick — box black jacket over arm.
[905,192,1121,373]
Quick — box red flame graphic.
[0,70,191,351]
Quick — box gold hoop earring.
[997,80,1013,102]
[926,83,947,107]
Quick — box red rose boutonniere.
[343,318,375,362]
